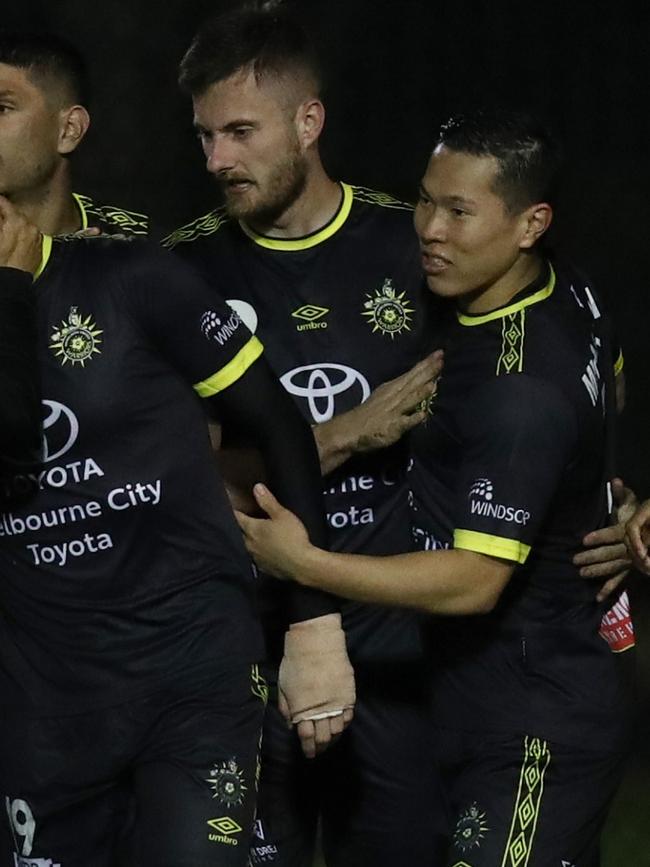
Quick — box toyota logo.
[42,400,79,463]
[281,364,370,423]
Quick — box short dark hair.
[0,31,89,106]
[436,109,562,212]
[179,1,321,97]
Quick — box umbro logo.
[207,817,242,836]
[206,816,242,847]
[292,304,329,331]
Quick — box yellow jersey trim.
[458,266,556,327]
[72,192,89,230]
[454,529,531,564]
[34,234,53,281]
[239,183,354,251]
[193,336,264,397]
[614,349,624,377]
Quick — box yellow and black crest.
[362,278,414,338]
[50,306,102,367]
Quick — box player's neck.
[460,252,545,316]
[247,165,341,239]
[11,168,81,237]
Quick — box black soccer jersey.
[164,183,438,660]
[409,261,629,750]
[0,236,264,712]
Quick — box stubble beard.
[221,147,308,226]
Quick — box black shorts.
[251,661,447,867]
[0,664,267,867]
[437,727,626,867]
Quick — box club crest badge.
[453,802,490,852]
[206,758,247,806]
[50,306,102,367]
[362,279,414,338]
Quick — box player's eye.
[450,207,468,218]
[232,126,252,140]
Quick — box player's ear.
[518,202,553,250]
[58,104,90,156]
[295,98,325,150]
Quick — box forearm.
[286,545,511,616]
[214,359,337,622]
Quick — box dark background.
[5,0,650,859]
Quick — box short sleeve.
[452,374,579,564]
[121,243,263,397]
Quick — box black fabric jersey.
[0,269,41,491]
[409,261,629,750]
[0,236,264,713]
[164,183,438,661]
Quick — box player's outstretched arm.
[0,198,45,484]
[236,483,514,616]
[625,499,650,575]
[210,357,355,759]
[313,350,443,475]
[574,477,636,601]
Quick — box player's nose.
[417,207,447,244]
[205,139,236,176]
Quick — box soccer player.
[164,4,447,865]
[0,40,356,867]
[0,31,148,237]
[237,109,631,866]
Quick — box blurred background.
[4,0,649,860]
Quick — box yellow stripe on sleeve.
[614,349,624,377]
[454,529,531,564]
[193,335,264,398]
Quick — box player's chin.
[423,272,462,299]
[223,188,259,219]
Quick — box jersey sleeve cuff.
[193,335,264,397]
[454,529,531,564]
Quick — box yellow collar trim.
[34,234,53,281]
[72,192,89,230]
[457,265,556,326]
[239,182,353,251]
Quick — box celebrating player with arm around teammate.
[0,33,356,865]
[166,4,448,864]
[237,109,631,867]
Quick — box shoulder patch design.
[74,193,148,236]
[351,184,414,212]
[162,209,230,249]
